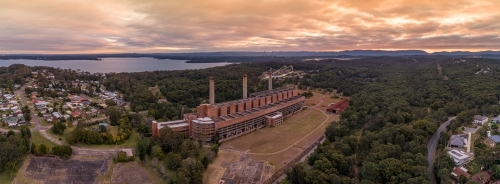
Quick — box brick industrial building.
[326,99,349,114]
[152,74,305,142]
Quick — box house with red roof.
[71,111,82,118]
[327,99,350,114]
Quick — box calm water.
[0,57,231,73]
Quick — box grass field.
[48,125,76,142]
[250,114,339,168]
[218,90,342,169]
[38,119,52,126]
[222,109,326,153]
[99,162,165,184]
[0,171,12,184]
[31,130,58,148]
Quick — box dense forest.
[282,57,500,184]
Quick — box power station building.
[152,74,305,142]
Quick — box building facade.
[152,75,305,142]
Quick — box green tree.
[137,138,151,161]
[6,161,17,178]
[412,119,437,136]
[287,163,307,184]
[51,122,67,135]
[7,130,15,137]
[151,145,164,160]
[52,145,73,159]
[178,157,204,184]
[20,126,31,138]
[37,144,48,155]
[305,170,328,184]
[105,106,122,126]
[361,162,380,182]
[167,153,183,170]
[31,143,36,154]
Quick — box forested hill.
[284,57,500,184]
[1,51,499,62]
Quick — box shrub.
[51,122,67,135]
[114,151,133,162]
[52,145,73,159]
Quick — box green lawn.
[0,171,12,184]
[31,131,58,148]
[38,119,52,126]
[47,125,76,143]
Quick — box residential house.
[448,150,472,166]
[52,112,62,119]
[470,171,491,184]
[485,135,500,147]
[474,115,489,125]
[43,114,53,122]
[71,111,81,118]
[450,134,468,148]
[451,167,471,181]
[493,116,500,124]
[48,73,55,79]
[4,117,18,126]
[35,101,50,107]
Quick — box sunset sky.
[0,0,499,54]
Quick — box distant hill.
[431,51,500,56]
[1,50,499,61]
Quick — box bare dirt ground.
[109,163,154,184]
[203,149,274,184]
[15,156,108,184]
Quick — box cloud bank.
[0,0,499,53]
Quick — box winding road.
[428,116,456,184]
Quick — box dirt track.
[110,163,154,184]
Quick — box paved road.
[14,83,48,131]
[428,116,456,184]
[0,127,20,133]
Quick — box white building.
[474,115,488,125]
[448,150,472,166]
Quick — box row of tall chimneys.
[209,71,273,105]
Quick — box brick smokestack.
[243,74,248,99]
[209,77,215,104]
[268,70,273,90]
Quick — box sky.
[0,0,499,54]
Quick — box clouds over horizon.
[0,0,499,53]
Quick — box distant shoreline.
[0,58,231,73]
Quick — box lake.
[0,57,232,73]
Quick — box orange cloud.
[0,0,498,53]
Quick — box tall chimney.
[268,70,273,90]
[243,74,248,99]
[209,77,215,104]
